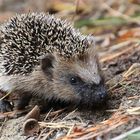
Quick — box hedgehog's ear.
[40,54,55,74]
[86,36,97,59]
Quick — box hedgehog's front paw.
[0,100,14,112]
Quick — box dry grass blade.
[49,108,66,118]
[0,91,12,100]
[100,41,140,62]
[123,63,140,78]
[62,109,77,121]
[61,112,136,140]
[128,95,140,100]
[107,61,140,91]
[66,123,75,136]
[0,111,16,119]
[42,130,54,140]
[43,108,53,121]
[39,121,81,129]
[43,108,66,121]
[37,128,47,140]
[127,107,140,115]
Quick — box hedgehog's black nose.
[96,84,107,102]
[99,91,107,100]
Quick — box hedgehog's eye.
[70,76,81,85]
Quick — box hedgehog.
[0,13,107,112]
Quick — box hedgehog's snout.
[95,85,108,103]
[77,83,108,107]
[87,83,108,105]
[99,92,107,101]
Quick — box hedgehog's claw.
[0,100,14,113]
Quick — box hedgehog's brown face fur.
[41,48,107,108]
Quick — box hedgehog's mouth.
[78,96,108,109]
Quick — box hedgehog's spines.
[0,12,94,75]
